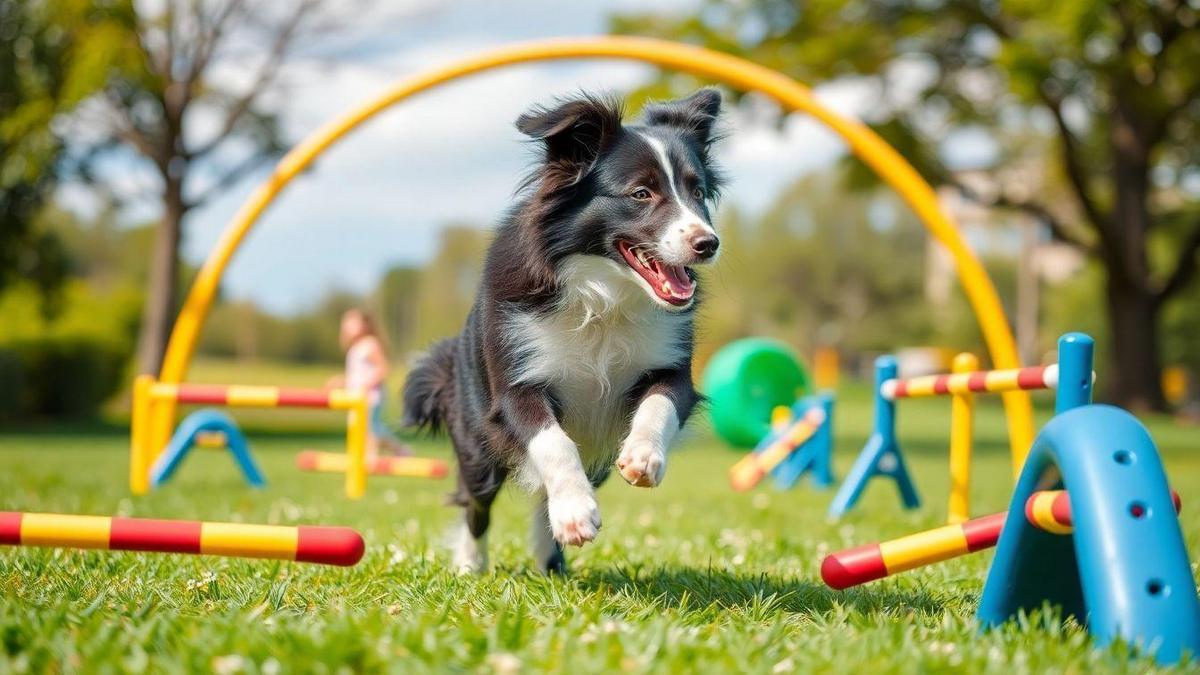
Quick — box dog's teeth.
[661,281,671,294]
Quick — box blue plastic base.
[978,405,1200,664]
[827,432,919,518]
[149,409,265,488]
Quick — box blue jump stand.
[828,356,919,517]
[979,332,1200,664]
[771,392,835,490]
[149,409,265,488]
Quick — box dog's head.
[516,89,724,311]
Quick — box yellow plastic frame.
[152,36,1034,469]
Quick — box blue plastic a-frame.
[149,408,265,488]
[978,404,1200,663]
[771,392,836,490]
[828,355,919,517]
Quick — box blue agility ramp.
[149,409,265,488]
[772,392,836,490]
[977,404,1200,664]
[828,356,919,517]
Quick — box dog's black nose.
[689,232,720,259]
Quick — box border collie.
[403,89,724,573]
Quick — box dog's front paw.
[547,491,601,547]
[616,439,666,488]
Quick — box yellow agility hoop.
[156,36,1034,469]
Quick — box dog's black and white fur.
[403,89,723,573]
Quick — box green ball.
[701,338,811,448]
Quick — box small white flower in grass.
[116,499,134,517]
[772,657,795,673]
[643,534,659,547]
[732,553,745,566]
[752,493,770,510]
[603,620,623,634]
[928,641,956,655]
[385,490,399,505]
[637,511,653,527]
[486,652,521,674]
[837,524,856,539]
[212,654,244,675]
[261,658,281,675]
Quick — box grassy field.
[2,376,1199,673]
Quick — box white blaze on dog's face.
[516,89,724,312]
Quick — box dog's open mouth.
[617,241,695,306]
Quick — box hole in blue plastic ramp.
[1113,449,1135,465]
[1146,579,1169,597]
[1128,501,1149,519]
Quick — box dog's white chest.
[507,256,690,467]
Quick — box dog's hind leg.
[531,492,566,574]
[452,461,505,574]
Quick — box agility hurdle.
[0,512,364,566]
[822,489,1183,590]
[828,333,1095,521]
[728,393,833,492]
[296,450,449,479]
[130,376,369,499]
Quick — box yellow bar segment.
[984,369,1021,393]
[225,386,279,407]
[21,514,112,549]
[947,353,978,524]
[879,523,970,574]
[328,389,363,411]
[345,399,368,499]
[200,523,298,560]
[903,375,938,397]
[1029,492,1073,535]
[130,374,154,496]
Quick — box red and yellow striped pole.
[0,512,365,566]
[881,364,1062,400]
[821,489,1182,590]
[729,407,826,492]
[296,451,449,479]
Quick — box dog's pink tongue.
[660,263,694,297]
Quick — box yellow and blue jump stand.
[772,392,835,490]
[828,356,919,517]
[979,334,1200,664]
[150,409,265,488]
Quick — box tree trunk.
[1102,98,1166,411]
[135,174,185,376]
[1103,274,1165,411]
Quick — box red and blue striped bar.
[0,512,364,566]
[881,364,1060,400]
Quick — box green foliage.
[698,174,947,366]
[0,279,140,419]
[0,0,137,305]
[1,387,1198,671]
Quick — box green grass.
[3,383,1199,673]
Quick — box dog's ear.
[516,93,623,185]
[642,88,722,147]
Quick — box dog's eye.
[631,188,653,201]
[692,187,705,201]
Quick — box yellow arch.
[158,36,1034,469]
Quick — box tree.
[72,0,335,376]
[0,0,134,313]
[614,0,1200,410]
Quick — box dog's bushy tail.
[402,337,457,434]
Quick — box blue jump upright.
[772,392,836,490]
[828,356,919,517]
[149,409,265,488]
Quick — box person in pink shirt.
[330,309,410,458]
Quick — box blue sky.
[61,0,990,315]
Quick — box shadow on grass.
[573,564,950,619]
